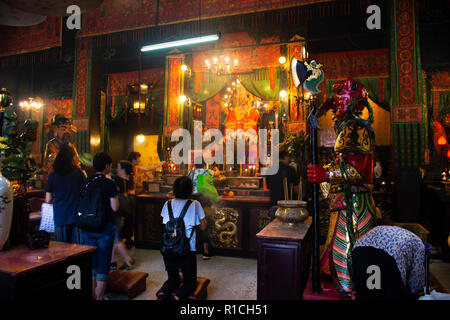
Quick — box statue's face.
[237,97,250,112]
[55,124,71,142]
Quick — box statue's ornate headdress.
[44,114,77,133]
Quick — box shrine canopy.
[178,34,289,138]
[186,67,283,104]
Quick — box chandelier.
[205,55,238,75]
[19,97,43,112]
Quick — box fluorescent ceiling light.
[141,34,219,52]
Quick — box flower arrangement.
[0,137,8,150]
[281,131,309,167]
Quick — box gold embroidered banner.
[45,99,73,124]
[395,0,418,106]
[74,38,89,118]
[430,71,450,92]
[108,68,165,96]
[78,0,329,37]
[167,57,182,130]
[313,49,390,80]
[0,17,61,56]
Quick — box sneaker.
[156,293,169,301]
[119,259,136,270]
[110,262,117,271]
[202,253,211,260]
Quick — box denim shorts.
[83,222,116,281]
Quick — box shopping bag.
[39,203,55,233]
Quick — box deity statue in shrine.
[307,78,377,297]
[224,92,261,167]
[43,114,80,182]
[224,93,260,132]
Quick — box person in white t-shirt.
[158,176,207,300]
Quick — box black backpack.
[75,175,107,232]
[161,200,194,258]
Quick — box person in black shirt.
[266,150,299,219]
[110,160,136,270]
[83,153,119,300]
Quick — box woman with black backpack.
[157,176,207,300]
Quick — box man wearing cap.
[43,114,80,181]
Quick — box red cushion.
[107,270,148,299]
[156,276,210,300]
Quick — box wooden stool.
[156,276,210,300]
[107,270,148,299]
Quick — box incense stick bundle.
[283,177,289,201]
[289,183,293,201]
[298,177,303,201]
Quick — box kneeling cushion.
[107,270,148,299]
[156,276,210,300]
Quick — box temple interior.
[0,0,449,303]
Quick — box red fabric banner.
[75,38,88,118]
[0,17,61,56]
[206,93,221,129]
[45,99,73,124]
[269,67,276,90]
[168,57,181,128]
[395,0,417,106]
[192,42,281,71]
[78,0,328,38]
[313,48,389,80]
[430,71,450,91]
[393,106,422,123]
[107,68,165,96]
[195,72,202,94]
[429,72,450,118]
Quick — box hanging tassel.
[111,96,115,117]
[125,101,128,124]
[150,104,154,125]
[138,113,141,134]
[269,67,276,90]
[195,72,202,94]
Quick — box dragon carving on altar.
[307,78,377,297]
[211,208,239,248]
